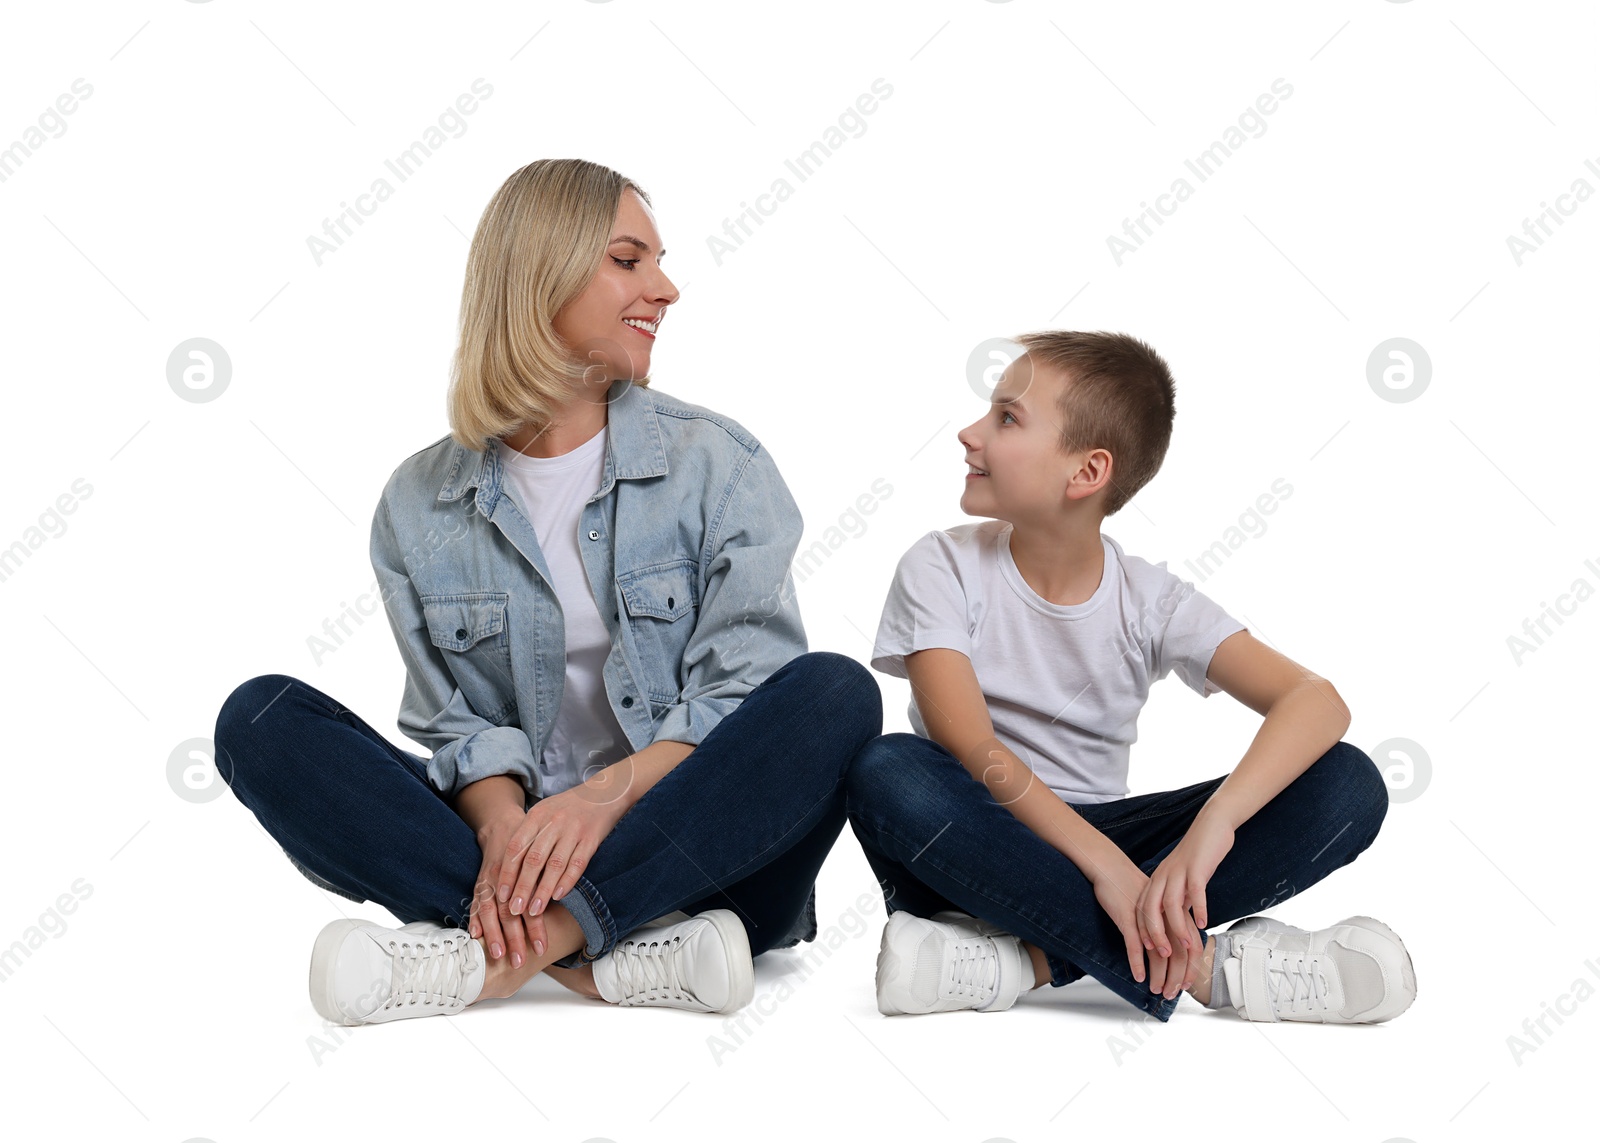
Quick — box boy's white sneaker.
[309,917,485,1026]
[875,909,1027,1015]
[1220,914,1417,1023]
[590,909,753,1013]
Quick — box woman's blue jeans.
[213,651,882,967]
[845,733,1390,1021]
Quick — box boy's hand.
[1090,856,1199,996]
[1138,813,1236,996]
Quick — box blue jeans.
[213,651,882,967]
[845,733,1389,1020]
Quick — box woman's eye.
[999,411,1017,424]
[613,257,639,270]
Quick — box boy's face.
[957,354,1099,524]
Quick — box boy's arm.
[1192,629,1352,831]
[903,646,1131,885]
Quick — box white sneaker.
[590,909,753,1013]
[875,909,1027,1016]
[309,918,485,1026]
[1220,914,1417,1023]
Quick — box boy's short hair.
[1010,330,1176,517]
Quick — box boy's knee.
[845,733,924,803]
[1317,740,1390,845]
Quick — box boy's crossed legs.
[846,732,1411,1023]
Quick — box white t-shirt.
[496,428,632,797]
[870,520,1246,804]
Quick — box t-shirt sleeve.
[870,531,973,678]
[1152,571,1247,698]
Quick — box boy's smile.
[958,354,1085,526]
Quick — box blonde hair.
[447,159,654,451]
[1010,330,1176,517]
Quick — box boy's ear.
[1065,447,1114,503]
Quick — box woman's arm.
[577,738,696,815]
[455,774,525,841]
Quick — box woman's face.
[553,187,680,387]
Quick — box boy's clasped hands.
[1093,812,1236,1000]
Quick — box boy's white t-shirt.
[870,519,1247,804]
[495,428,632,798]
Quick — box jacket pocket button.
[613,611,619,621]
[667,597,675,609]
[455,628,467,639]
[621,695,633,708]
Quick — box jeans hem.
[547,874,615,967]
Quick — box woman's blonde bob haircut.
[447,158,654,452]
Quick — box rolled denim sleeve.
[650,443,808,747]
[370,495,540,802]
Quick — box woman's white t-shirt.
[495,428,632,797]
[870,520,1246,804]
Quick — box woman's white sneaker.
[1219,914,1417,1023]
[590,909,754,1013]
[309,917,485,1026]
[875,910,1026,1015]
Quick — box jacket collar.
[438,378,669,513]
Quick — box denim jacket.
[370,377,808,806]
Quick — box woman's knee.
[213,674,306,785]
[773,651,883,744]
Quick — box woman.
[214,159,881,1025]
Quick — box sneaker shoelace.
[946,936,1000,1001]
[1263,948,1331,1017]
[611,933,694,1004]
[384,932,480,1012]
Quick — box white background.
[1,1,1594,1139]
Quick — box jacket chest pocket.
[420,592,516,724]
[616,559,699,703]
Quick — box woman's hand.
[1137,812,1236,998]
[497,780,631,932]
[468,808,537,969]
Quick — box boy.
[849,331,1416,1023]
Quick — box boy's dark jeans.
[214,651,882,966]
[845,733,1389,1020]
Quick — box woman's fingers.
[530,837,584,917]
[498,905,528,969]
[477,879,507,959]
[524,910,549,959]
[499,818,547,914]
[507,821,557,915]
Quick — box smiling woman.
[212,157,883,1028]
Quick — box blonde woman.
[215,159,881,1023]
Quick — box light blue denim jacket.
[370,377,808,806]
